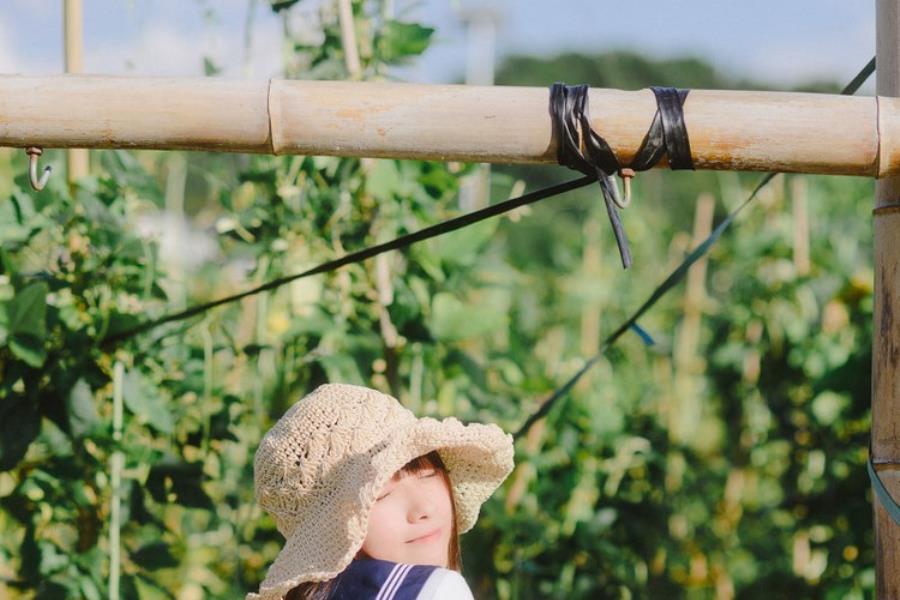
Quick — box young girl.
[246,383,515,600]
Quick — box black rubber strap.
[651,87,693,170]
[550,83,694,269]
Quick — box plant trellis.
[2,33,899,595]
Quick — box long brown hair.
[284,451,460,600]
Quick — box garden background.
[0,1,877,598]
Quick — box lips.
[406,527,442,543]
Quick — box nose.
[407,490,436,522]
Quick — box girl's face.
[361,456,454,568]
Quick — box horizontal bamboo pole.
[0,74,895,177]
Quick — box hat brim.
[246,416,514,600]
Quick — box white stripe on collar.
[376,562,412,600]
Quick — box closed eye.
[419,470,437,478]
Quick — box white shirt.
[416,568,476,600]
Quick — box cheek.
[431,479,454,520]
[437,479,453,510]
[363,501,401,550]
[440,483,453,509]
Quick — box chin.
[416,552,447,568]
[403,545,447,568]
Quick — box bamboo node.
[873,204,900,216]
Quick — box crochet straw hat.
[247,383,515,600]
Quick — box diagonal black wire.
[101,175,596,347]
[512,55,876,441]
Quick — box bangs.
[398,450,446,476]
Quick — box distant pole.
[459,5,500,210]
[63,0,89,184]
[874,0,900,595]
[338,0,362,78]
[242,0,258,78]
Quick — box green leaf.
[132,541,180,570]
[430,292,508,341]
[146,461,213,509]
[377,21,435,63]
[79,575,102,600]
[34,580,71,600]
[318,354,365,385]
[811,391,849,426]
[431,217,499,267]
[366,160,402,203]
[0,191,38,246]
[203,56,222,76]
[6,282,48,367]
[0,394,41,471]
[132,574,172,600]
[0,303,7,346]
[67,379,100,438]
[123,370,175,434]
[269,0,302,12]
[104,311,142,338]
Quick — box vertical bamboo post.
[63,0,89,184]
[109,361,124,600]
[875,1,900,595]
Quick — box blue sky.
[0,0,876,91]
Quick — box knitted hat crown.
[254,384,418,538]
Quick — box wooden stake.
[875,1,900,595]
[338,0,362,79]
[791,177,811,276]
[63,0,89,183]
[1,75,896,177]
[579,216,602,367]
[109,361,124,600]
[670,193,714,444]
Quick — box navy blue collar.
[329,558,439,600]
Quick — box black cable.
[513,173,767,440]
[101,175,596,347]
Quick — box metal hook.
[26,147,52,191]
[615,168,635,209]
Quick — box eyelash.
[375,471,438,501]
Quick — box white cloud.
[0,18,19,72]
[0,12,63,74]
[739,20,875,88]
[85,16,284,79]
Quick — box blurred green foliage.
[0,2,878,599]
